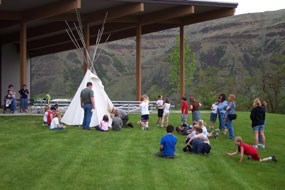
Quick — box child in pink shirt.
[95,115,109,132]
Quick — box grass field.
[0,112,284,190]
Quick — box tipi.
[61,69,113,127]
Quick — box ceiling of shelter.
[0,0,238,57]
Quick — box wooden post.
[180,25,185,98]
[20,22,27,86]
[83,23,90,73]
[136,24,142,101]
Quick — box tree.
[261,57,285,113]
[167,36,196,102]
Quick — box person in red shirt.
[181,97,189,125]
[47,106,56,126]
[226,136,277,162]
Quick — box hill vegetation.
[31,9,285,113]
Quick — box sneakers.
[260,144,265,149]
[271,155,277,162]
[253,145,258,149]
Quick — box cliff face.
[31,9,285,112]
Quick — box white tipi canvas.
[62,69,113,127]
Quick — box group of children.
[43,104,132,132]
[43,105,65,130]
[138,95,171,130]
[155,95,277,163]
[41,94,277,163]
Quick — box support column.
[179,25,185,98]
[83,23,90,73]
[20,22,27,87]
[136,24,142,101]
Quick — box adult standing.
[217,93,228,134]
[19,84,29,113]
[225,94,236,139]
[80,82,95,130]
[250,98,266,149]
[189,96,201,123]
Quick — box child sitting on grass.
[112,112,123,131]
[155,125,177,158]
[95,115,109,132]
[183,127,211,154]
[43,105,49,126]
[226,136,277,162]
[50,111,65,130]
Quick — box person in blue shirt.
[217,93,228,134]
[156,125,177,158]
[225,94,236,139]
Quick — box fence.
[29,99,159,114]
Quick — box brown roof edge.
[115,0,238,8]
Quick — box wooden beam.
[83,24,90,73]
[182,8,235,25]
[0,21,69,44]
[23,0,81,22]
[28,23,178,57]
[180,25,185,98]
[140,5,194,25]
[0,11,22,20]
[86,3,144,24]
[20,23,27,87]
[136,24,142,101]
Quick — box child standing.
[250,98,266,149]
[139,95,150,130]
[226,136,277,162]
[181,97,189,125]
[155,125,177,158]
[95,115,109,132]
[209,99,219,130]
[50,112,65,130]
[161,98,171,128]
[156,95,164,127]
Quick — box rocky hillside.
[31,9,285,113]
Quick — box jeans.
[11,98,17,112]
[82,103,92,129]
[218,112,226,130]
[226,117,234,139]
[20,98,28,110]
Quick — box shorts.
[157,109,163,118]
[252,125,264,131]
[210,113,217,122]
[163,111,170,116]
[181,114,188,123]
[141,114,149,122]
[251,153,261,161]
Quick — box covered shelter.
[0,0,238,102]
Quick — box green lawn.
[0,112,284,190]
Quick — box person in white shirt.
[43,106,49,125]
[161,98,171,128]
[156,95,164,127]
[209,99,219,130]
[50,112,65,130]
[139,95,150,130]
